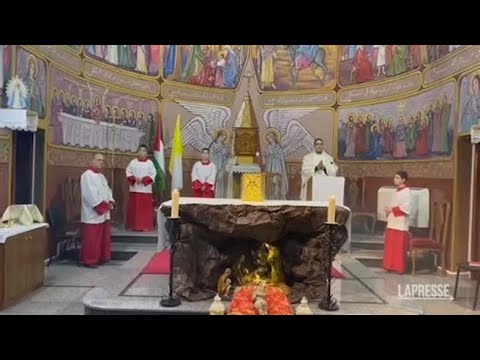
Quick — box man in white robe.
[80,153,115,268]
[191,148,217,198]
[300,138,338,201]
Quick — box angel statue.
[262,108,319,200]
[165,101,232,197]
[6,76,28,109]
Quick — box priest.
[191,148,216,198]
[383,170,411,274]
[125,145,157,231]
[300,138,338,201]
[80,153,115,268]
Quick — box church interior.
[0,44,479,315]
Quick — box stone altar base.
[160,199,350,303]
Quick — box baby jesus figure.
[252,284,268,315]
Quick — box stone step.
[111,228,157,244]
[111,242,157,253]
[111,234,157,244]
[56,249,138,263]
[351,248,383,259]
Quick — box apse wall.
[157,45,478,210]
[1,45,480,231]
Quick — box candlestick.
[160,217,181,308]
[319,222,339,311]
[327,195,336,223]
[171,189,180,218]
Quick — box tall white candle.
[171,189,180,218]
[327,195,336,223]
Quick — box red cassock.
[80,208,112,266]
[191,160,216,198]
[79,167,114,266]
[383,186,412,274]
[125,158,157,231]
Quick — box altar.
[157,197,351,302]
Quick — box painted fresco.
[49,66,159,152]
[252,45,337,91]
[16,47,47,118]
[337,81,455,161]
[338,45,422,86]
[162,45,248,89]
[85,45,161,77]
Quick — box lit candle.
[327,195,336,223]
[171,189,180,218]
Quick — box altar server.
[383,170,412,274]
[80,153,115,268]
[125,145,157,231]
[300,138,338,201]
[191,148,216,198]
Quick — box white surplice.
[126,159,157,194]
[80,169,114,224]
[386,187,411,231]
[191,161,216,187]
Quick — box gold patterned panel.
[241,173,265,202]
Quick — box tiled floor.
[1,249,479,315]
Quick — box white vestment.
[300,151,338,201]
[126,159,157,194]
[387,187,411,231]
[80,169,114,224]
[191,161,217,187]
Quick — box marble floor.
[1,247,479,315]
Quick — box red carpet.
[143,250,171,274]
[142,250,345,279]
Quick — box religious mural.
[338,45,422,87]
[49,66,159,152]
[1,45,13,108]
[163,100,233,198]
[337,81,455,161]
[161,45,248,89]
[84,45,161,76]
[252,45,337,91]
[16,47,47,118]
[425,45,464,64]
[459,69,480,134]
